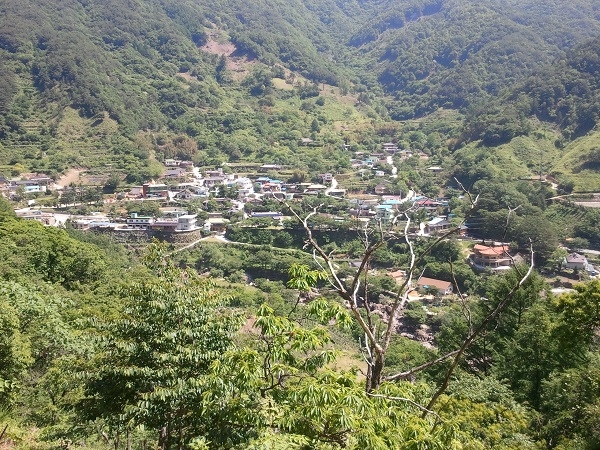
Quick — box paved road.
[581,248,600,256]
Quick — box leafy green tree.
[554,280,600,352]
[126,200,160,217]
[203,299,474,449]
[78,242,243,449]
[0,196,15,219]
[0,218,108,288]
[540,355,600,449]
[104,172,122,193]
[438,373,539,450]
[0,296,31,407]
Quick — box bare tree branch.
[384,349,460,382]
[422,242,535,417]
[282,201,384,354]
[500,204,521,244]
[367,393,444,422]
[450,259,473,334]
[283,187,530,397]
[382,215,466,352]
[454,177,479,210]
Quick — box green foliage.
[2,0,600,447]
[0,295,31,407]
[540,355,600,448]
[0,196,15,219]
[78,242,243,448]
[385,336,436,376]
[554,280,600,350]
[287,263,327,292]
[439,373,540,450]
[0,217,108,288]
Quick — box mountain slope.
[351,0,600,118]
[2,0,600,181]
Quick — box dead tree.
[284,189,535,406]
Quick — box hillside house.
[163,168,187,179]
[180,161,194,169]
[251,211,282,220]
[328,188,346,197]
[176,214,198,231]
[427,166,443,173]
[164,159,182,167]
[204,176,226,188]
[173,189,203,200]
[565,252,588,270]
[471,243,513,271]
[10,179,47,193]
[260,164,282,171]
[320,173,333,183]
[382,198,403,207]
[204,217,229,234]
[205,168,223,177]
[425,217,452,234]
[414,198,441,212]
[375,183,389,195]
[304,184,327,195]
[16,209,56,226]
[416,276,453,296]
[126,213,154,229]
[142,183,168,198]
[151,219,178,232]
[382,142,400,153]
[375,204,394,222]
[388,269,406,285]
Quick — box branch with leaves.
[283,190,480,392]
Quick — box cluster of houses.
[0,173,55,196]
[116,159,466,241]
[396,247,598,299]
[124,164,350,205]
[351,142,415,170]
[7,153,597,281]
[69,211,200,233]
[562,252,597,276]
[381,243,517,300]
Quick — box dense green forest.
[2,0,600,185]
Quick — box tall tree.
[78,242,243,449]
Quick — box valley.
[1,0,600,449]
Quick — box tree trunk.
[366,353,385,392]
[158,426,167,450]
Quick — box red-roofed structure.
[471,243,513,271]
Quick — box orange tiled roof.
[473,244,509,256]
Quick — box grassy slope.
[554,131,600,192]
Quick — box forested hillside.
[2,0,600,182]
[365,0,600,119]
